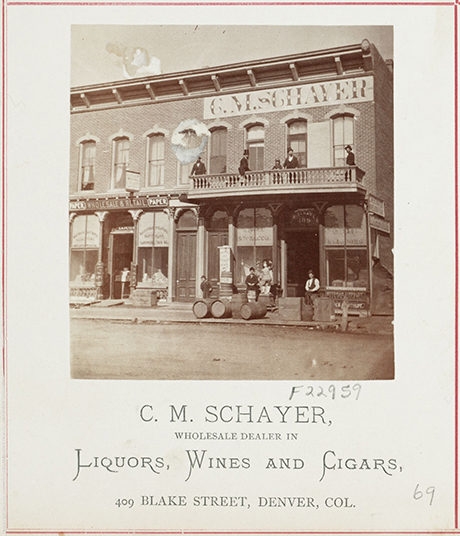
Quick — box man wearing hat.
[283,147,299,184]
[305,270,320,306]
[191,155,207,176]
[283,147,299,169]
[239,149,250,176]
[345,145,355,181]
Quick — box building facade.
[69,40,394,314]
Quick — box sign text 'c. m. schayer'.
[203,76,373,119]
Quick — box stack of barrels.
[192,292,267,320]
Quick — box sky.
[71,25,393,88]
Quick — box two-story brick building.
[69,39,393,314]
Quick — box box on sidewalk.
[278,297,302,321]
[131,289,158,307]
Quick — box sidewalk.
[70,300,393,335]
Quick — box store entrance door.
[286,231,319,297]
[108,232,134,299]
[176,231,197,301]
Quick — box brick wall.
[70,91,378,197]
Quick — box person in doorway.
[260,260,273,295]
[120,266,131,299]
[200,275,213,299]
[305,270,320,306]
[245,266,260,301]
[191,155,207,176]
[345,145,355,180]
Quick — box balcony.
[188,166,366,200]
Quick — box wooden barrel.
[211,298,232,318]
[193,299,214,319]
[231,293,248,319]
[240,301,267,320]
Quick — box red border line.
[455,0,459,530]
[2,0,8,527]
[4,1,457,6]
[2,2,459,535]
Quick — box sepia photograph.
[3,3,456,533]
[69,25,394,381]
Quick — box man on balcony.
[283,147,299,184]
[191,156,207,175]
[345,145,355,181]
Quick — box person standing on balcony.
[272,158,282,184]
[191,156,207,175]
[283,147,299,184]
[345,145,355,181]
[239,149,250,176]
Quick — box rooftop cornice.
[71,41,374,112]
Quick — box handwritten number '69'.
[413,484,435,505]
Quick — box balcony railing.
[189,166,365,196]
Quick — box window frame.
[111,135,131,190]
[286,119,308,168]
[209,127,228,174]
[331,114,355,167]
[245,124,265,171]
[146,133,165,187]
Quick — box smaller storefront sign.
[288,209,319,229]
[325,288,369,312]
[219,246,233,283]
[237,227,273,246]
[324,227,367,246]
[369,214,391,234]
[125,171,140,192]
[368,195,385,217]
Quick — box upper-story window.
[112,136,130,189]
[209,128,227,174]
[79,140,96,191]
[287,120,308,168]
[246,125,265,171]
[332,115,354,166]
[147,134,165,187]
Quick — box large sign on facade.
[69,195,169,212]
[204,76,373,119]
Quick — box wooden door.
[176,232,197,301]
[207,231,228,288]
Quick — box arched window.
[209,128,227,174]
[147,134,165,186]
[79,140,96,191]
[332,115,354,166]
[246,125,265,171]
[287,120,308,167]
[112,136,130,189]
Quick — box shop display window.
[137,211,170,285]
[236,208,273,283]
[325,205,368,288]
[70,215,99,285]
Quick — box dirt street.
[71,319,394,381]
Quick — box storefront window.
[70,215,99,285]
[325,205,368,288]
[236,208,273,283]
[137,211,169,284]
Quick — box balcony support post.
[167,208,176,303]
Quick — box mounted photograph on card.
[69,25,394,381]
